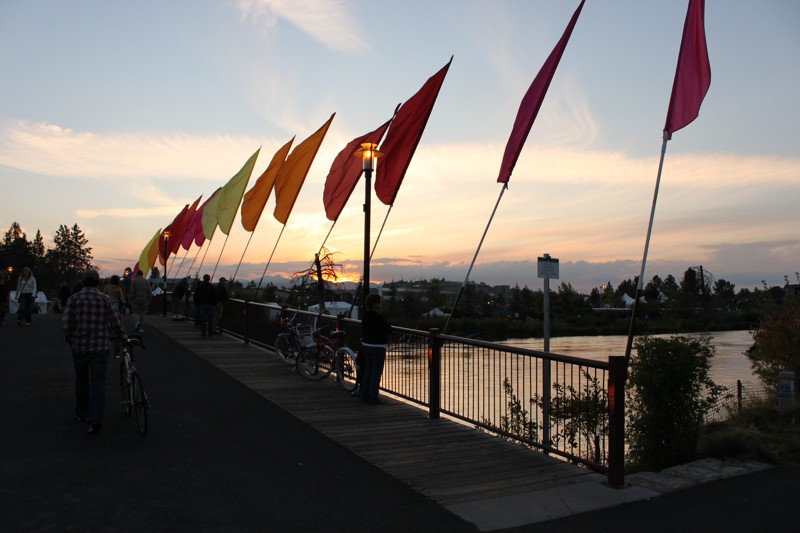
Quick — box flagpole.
[184,242,204,281]
[624,130,670,360]
[231,232,254,283]
[211,234,230,281]
[254,226,286,299]
[195,238,213,278]
[370,205,392,260]
[173,247,190,279]
[444,184,508,334]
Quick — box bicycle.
[295,326,358,392]
[274,313,313,366]
[116,335,150,435]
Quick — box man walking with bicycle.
[63,269,128,434]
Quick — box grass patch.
[699,401,800,466]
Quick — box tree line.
[1,222,96,295]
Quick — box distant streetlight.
[162,230,170,316]
[6,266,12,275]
[354,142,382,305]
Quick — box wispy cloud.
[0,120,273,182]
[235,0,369,54]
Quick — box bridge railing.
[220,299,626,485]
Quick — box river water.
[501,330,759,391]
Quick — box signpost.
[537,253,559,450]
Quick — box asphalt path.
[0,314,476,532]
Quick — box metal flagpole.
[210,234,230,281]
[624,130,670,360]
[231,232,254,283]
[370,205,392,260]
[173,247,190,279]
[443,184,508,334]
[254,225,286,298]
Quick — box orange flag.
[241,138,294,232]
[273,114,335,225]
[217,148,260,236]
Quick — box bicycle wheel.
[336,347,358,392]
[296,345,334,380]
[120,360,132,416]
[131,372,148,436]
[275,334,299,365]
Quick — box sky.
[1,0,798,295]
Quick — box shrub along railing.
[216,299,627,486]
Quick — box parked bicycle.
[295,326,358,391]
[116,335,149,435]
[274,313,313,366]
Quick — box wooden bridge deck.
[150,316,609,524]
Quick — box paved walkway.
[1,313,797,532]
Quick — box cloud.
[0,120,277,182]
[235,0,369,54]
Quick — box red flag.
[323,116,394,221]
[184,188,221,248]
[173,195,202,253]
[497,0,585,184]
[375,59,451,206]
[664,0,711,139]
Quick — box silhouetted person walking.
[63,270,128,434]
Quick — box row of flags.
[136,0,710,289]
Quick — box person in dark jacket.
[193,274,217,338]
[359,293,392,404]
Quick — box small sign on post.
[537,254,559,279]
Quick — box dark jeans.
[17,293,34,323]
[198,304,215,336]
[73,349,110,422]
[360,344,386,402]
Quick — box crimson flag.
[375,58,451,206]
[664,0,711,139]
[173,195,202,253]
[323,117,394,221]
[497,0,585,184]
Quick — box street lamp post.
[162,230,170,316]
[354,142,382,305]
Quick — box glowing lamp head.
[354,142,383,171]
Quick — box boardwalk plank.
[150,317,603,507]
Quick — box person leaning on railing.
[359,293,392,405]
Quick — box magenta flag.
[664,0,711,139]
[497,0,585,184]
[375,58,452,206]
[323,117,394,221]
[184,188,221,248]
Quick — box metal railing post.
[607,356,627,487]
[243,300,249,344]
[428,328,442,420]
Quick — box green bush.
[626,335,727,471]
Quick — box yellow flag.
[217,148,260,236]
[241,138,294,232]
[141,227,162,277]
[201,187,222,242]
[274,113,335,225]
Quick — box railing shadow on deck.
[214,298,627,487]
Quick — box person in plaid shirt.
[63,269,128,434]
